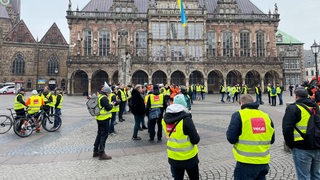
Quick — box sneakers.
[99,152,112,160]
[132,136,142,140]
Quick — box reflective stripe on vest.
[233,109,274,164]
[14,94,25,110]
[294,104,310,141]
[96,94,112,120]
[162,119,198,161]
[109,93,119,113]
[150,94,164,109]
[28,95,43,114]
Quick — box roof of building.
[0,0,20,19]
[81,0,265,14]
[276,30,303,45]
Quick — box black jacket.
[163,104,200,169]
[129,88,145,115]
[282,98,318,149]
[99,93,113,114]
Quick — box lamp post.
[311,41,320,84]
[54,67,59,89]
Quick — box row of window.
[12,53,59,75]
[81,24,267,58]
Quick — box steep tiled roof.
[40,23,68,45]
[4,20,36,43]
[81,0,265,14]
[276,30,303,45]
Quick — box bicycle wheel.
[13,117,33,137]
[42,114,62,132]
[0,115,12,134]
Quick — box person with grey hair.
[227,94,275,179]
[93,83,115,160]
[282,87,320,179]
[128,84,146,140]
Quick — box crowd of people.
[14,86,63,133]
[89,81,320,179]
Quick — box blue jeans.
[292,148,320,180]
[221,93,225,102]
[278,93,283,105]
[133,114,144,138]
[108,112,116,133]
[234,162,269,180]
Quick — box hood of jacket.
[164,104,190,124]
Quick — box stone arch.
[189,70,204,85]
[207,70,223,94]
[112,70,119,85]
[72,70,88,95]
[245,70,261,90]
[132,70,148,85]
[92,70,109,92]
[226,70,242,86]
[171,70,186,85]
[152,70,167,85]
[264,70,280,86]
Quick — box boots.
[93,152,100,157]
[99,152,112,160]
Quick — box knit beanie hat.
[173,94,187,107]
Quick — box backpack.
[295,103,320,149]
[271,87,276,94]
[86,94,101,116]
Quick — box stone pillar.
[167,78,171,85]
[88,78,92,95]
[71,78,74,95]
[204,78,208,92]
[67,78,71,95]
[186,78,189,87]
[261,79,265,92]
[223,78,227,88]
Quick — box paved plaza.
[0,92,297,179]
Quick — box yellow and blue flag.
[177,0,187,27]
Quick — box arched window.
[240,31,250,57]
[256,31,265,57]
[12,53,25,74]
[48,56,59,75]
[223,31,233,57]
[83,29,92,56]
[207,31,216,57]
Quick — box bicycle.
[13,108,62,137]
[0,108,25,134]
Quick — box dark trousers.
[234,162,269,180]
[54,108,61,128]
[268,93,271,104]
[221,92,225,102]
[108,112,116,133]
[15,109,25,131]
[148,118,162,140]
[133,114,144,138]
[271,96,276,106]
[94,119,110,153]
[172,165,199,180]
[118,102,125,120]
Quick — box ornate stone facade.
[66,0,282,95]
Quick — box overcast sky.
[20,0,320,49]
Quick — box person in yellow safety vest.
[25,90,44,132]
[41,86,53,114]
[14,88,26,120]
[266,83,271,104]
[241,83,248,94]
[200,84,206,100]
[276,83,283,105]
[161,84,171,106]
[220,83,226,103]
[226,94,275,179]
[53,87,63,129]
[162,94,200,179]
[270,84,277,106]
[282,87,320,179]
[231,85,237,103]
[146,85,167,142]
[117,84,127,122]
[108,86,121,135]
[93,83,115,160]
[195,84,201,100]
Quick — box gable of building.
[39,23,68,45]
[4,19,36,43]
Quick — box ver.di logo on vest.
[251,118,266,134]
